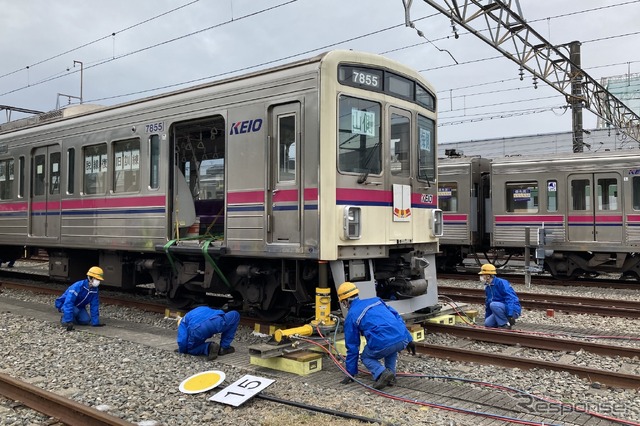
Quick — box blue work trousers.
[59,307,90,325]
[361,340,407,380]
[485,301,518,327]
[185,311,240,356]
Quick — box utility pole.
[569,42,584,152]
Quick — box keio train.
[0,50,443,320]
[438,150,640,280]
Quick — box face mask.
[90,278,101,288]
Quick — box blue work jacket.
[55,279,100,325]
[485,276,522,318]
[343,297,412,376]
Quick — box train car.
[438,150,640,280]
[0,50,442,319]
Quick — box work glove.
[62,322,74,332]
[92,323,105,327]
[406,341,416,355]
[507,316,516,326]
[340,375,354,384]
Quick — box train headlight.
[432,209,443,237]
[343,206,361,240]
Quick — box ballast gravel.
[0,277,639,425]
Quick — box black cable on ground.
[255,393,390,425]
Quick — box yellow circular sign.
[179,370,226,394]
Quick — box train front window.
[506,182,538,213]
[417,115,435,183]
[113,138,140,193]
[390,113,410,177]
[438,182,457,212]
[83,144,107,195]
[338,96,381,175]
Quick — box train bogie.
[0,50,443,319]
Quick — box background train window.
[547,180,557,212]
[338,96,381,175]
[0,159,14,200]
[571,179,591,211]
[113,138,140,193]
[390,113,410,177]
[596,178,618,211]
[417,115,436,183]
[67,148,75,194]
[18,157,24,198]
[34,154,45,196]
[438,182,457,212]
[49,152,60,195]
[278,114,296,183]
[83,144,107,195]
[149,135,160,190]
[634,177,640,210]
[506,182,538,213]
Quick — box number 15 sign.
[209,375,275,407]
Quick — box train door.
[568,173,622,242]
[388,107,412,240]
[267,103,301,245]
[30,145,61,238]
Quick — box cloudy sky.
[0,0,638,144]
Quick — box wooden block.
[409,327,425,342]
[250,351,322,376]
[455,309,478,324]
[164,308,185,319]
[426,314,455,325]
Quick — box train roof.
[489,150,640,166]
[0,50,434,136]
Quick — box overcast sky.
[0,0,638,144]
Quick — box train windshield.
[338,96,382,175]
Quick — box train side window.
[0,159,14,200]
[506,182,538,213]
[49,152,60,195]
[67,148,75,194]
[571,179,591,211]
[390,113,410,177]
[83,144,107,195]
[547,180,557,212]
[338,96,381,175]
[278,114,296,183]
[149,135,160,190]
[634,177,640,210]
[113,138,140,193]
[34,154,46,196]
[417,115,435,183]
[438,182,457,212]
[18,156,24,198]
[596,178,618,211]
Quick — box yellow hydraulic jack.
[274,287,337,343]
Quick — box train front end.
[318,51,442,316]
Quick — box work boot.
[499,324,512,330]
[373,369,395,390]
[207,342,220,360]
[218,346,235,356]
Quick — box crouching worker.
[338,282,415,391]
[176,306,240,360]
[55,266,105,331]
[479,264,521,329]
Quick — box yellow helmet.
[87,266,104,281]
[337,282,359,302]
[478,264,497,275]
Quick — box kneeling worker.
[55,266,105,331]
[338,282,415,390]
[177,306,240,360]
[479,264,521,329]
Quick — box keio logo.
[229,118,263,135]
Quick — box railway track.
[439,272,640,290]
[439,285,640,318]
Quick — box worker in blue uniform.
[479,264,522,329]
[54,266,105,331]
[338,282,416,390]
[176,306,240,360]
